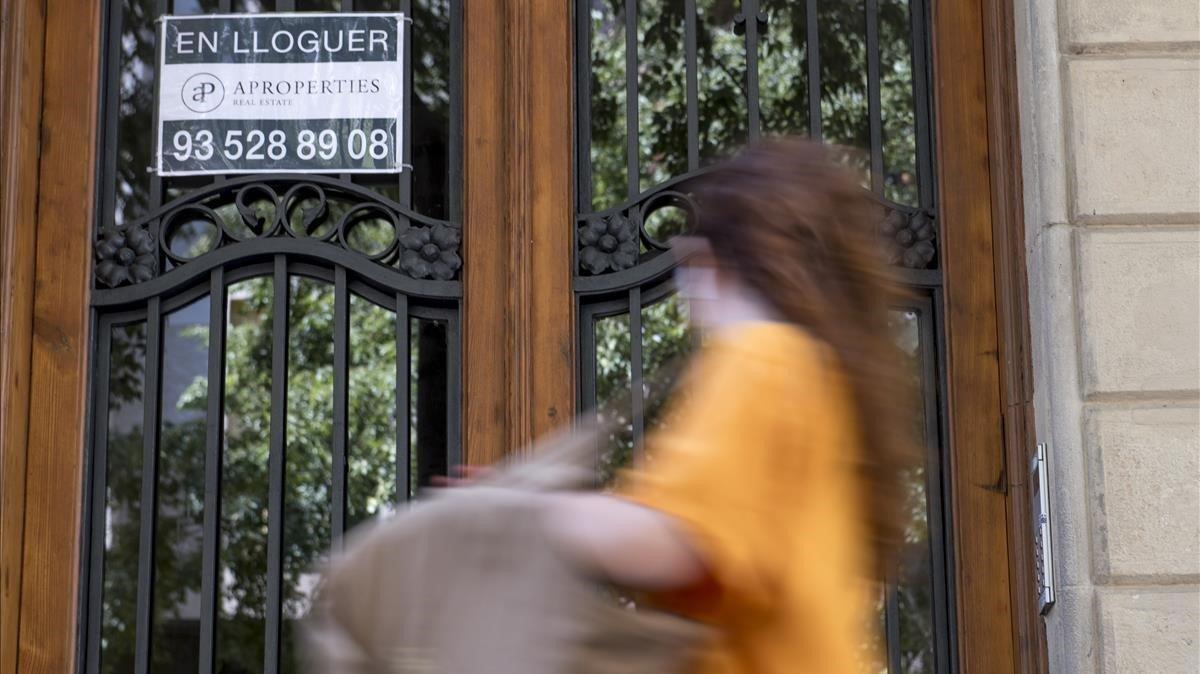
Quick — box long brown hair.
[692,138,918,567]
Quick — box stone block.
[1077,227,1200,395]
[1065,0,1200,46]
[1099,588,1200,673]
[1068,59,1200,217]
[1086,405,1200,579]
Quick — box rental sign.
[156,13,406,176]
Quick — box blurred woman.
[543,139,917,674]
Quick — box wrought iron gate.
[81,1,461,673]
[574,0,953,671]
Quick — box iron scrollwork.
[95,176,462,288]
[575,172,939,278]
[576,178,702,278]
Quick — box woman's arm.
[541,493,710,591]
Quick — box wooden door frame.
[0,1,102,673]
[0,0,1044,672]
[933,0,1047,670]
[462,0,576,460]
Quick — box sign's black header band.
[164,15,401,65]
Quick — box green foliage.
[98,0,937,669]
[586,0,921,209]
[587,2,934,668]
[99,277,405,673]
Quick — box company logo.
[182,72,224,113]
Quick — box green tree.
[586,1,935,669]
[100,0,935,670]
[99,278,412,673]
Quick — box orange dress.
[622,322,876,674]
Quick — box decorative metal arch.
[93,174,463,304]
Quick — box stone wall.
[1015,0,1200,671]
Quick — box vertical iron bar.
[575,0,594,210]
[395,294,411,502]
[629,289,644,454]
[624,0,639,198]
[579,308,601,483]
[886,577,901,671]
[805,0,822,141]
[931,287,958,669]
[331,267,350,546]
[684,0,699,171]
[399,0,413,214]
[742,0,762,140]
[198,269,227,674]
[922,298,953,672]
[866,0,884,194]
[264,256,290,674]
[85,322,114,674]
[99,0,122,231]
[909,0,935,209]
[150,0,170,213]
[448,0,463,221]
[579,310,598,414]
[446,314,462,469]
[133,298,163,674]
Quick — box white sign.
[156,13,405,176]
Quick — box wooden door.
[468,1,1046,672]
[0,0,1043,672]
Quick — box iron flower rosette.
[879,209,936,269]
[95,224,158,287]
[399,223,462,281]
[578,214,639,275]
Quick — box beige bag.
[302,424,711,674]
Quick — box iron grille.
[574,1,953,671]
[81,1,461,673]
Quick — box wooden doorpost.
[462,0,575,462]
[0,1,102,672]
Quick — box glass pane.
[355,0,401,9]
[150,298,212,672]
[112,0,157,227]
[295,0,343,10]
[890,308,935,671]
[638,0,688,190]
[819,0,870,179]
[100,322,148,674]
[347,295,400,528]
[641,293,693,431]
[111,0,459,222]
[588,0,630,210]
[880,0,919,205]
[594,313,633,483]
[412,318,450,492]
[411,0,455,219]
[173,0,223,14]
[759,0,809,137]
[697,0,747,161]
[217,276,274,673]
[280,278,335,674]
